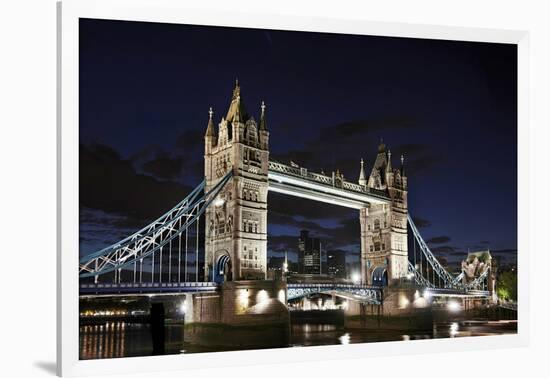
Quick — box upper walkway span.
[267,161,390,209]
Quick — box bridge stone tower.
[359,141,408,286]
[204,81,269,282]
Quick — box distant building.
[327,250,346,278]
[298,230,322,274]
[267,256,285,280]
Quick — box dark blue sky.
[79,18,517,269]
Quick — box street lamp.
[351,272,361,284]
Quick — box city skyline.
[79,18,517,270]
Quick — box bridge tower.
[359,141,408,286]
[204,81,269,282]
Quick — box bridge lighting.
[256,289,269,304]
[351,272,361,284]
[399,297,410,308]
[449,322,459,337]
[214,197,225,207]
[278,289,286,303]
[238,289,249,309]
[406,272,414,280]
[339,333,351,345]
[179,300,186,314]
[447,300,461,312]
[423,290,432,300]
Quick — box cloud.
[430,245,457,254]
[268,234,300,253]
[142,156,184,179]
[271,116,425,180]
[426,236,451,244]
[411,216,431,228]
[80,143,193,223]
[269,192,353,220]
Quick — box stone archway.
[214,252,232,283]
[372,266,388,287]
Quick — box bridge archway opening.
[372,267,388,287]
[267,192,359,277]
[214,252,232,283]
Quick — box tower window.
[374,219,380,230]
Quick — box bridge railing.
[268,160,388,197]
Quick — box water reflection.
[339,333,350,345]
[79,319,517,360]
[449,322,459,337]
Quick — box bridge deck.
[79,281,491,300]
[80,282,219,296]
[268,161,390,209]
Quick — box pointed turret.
[378,138,386,153]
[226,78,249,124]
[368,139,390,189]
[386,149,393,173]
[205,107,215,137]
[358,158,367,187]
[259,101,267,131]
[400,154,405,176]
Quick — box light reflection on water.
[79,319,517,360]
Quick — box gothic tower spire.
[205,106,215,137]
[226,78,249,124]
[358,158,367,187]
[259,101,267,131]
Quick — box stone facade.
[359,141,409,286]
[204,82,269,281]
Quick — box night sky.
[79,18,517,271]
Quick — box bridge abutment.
[184,280,290,347]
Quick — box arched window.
[374,242,381,251]
[374,219,381,230]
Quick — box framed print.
[57,0,529,376]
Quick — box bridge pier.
[184,280,290,348]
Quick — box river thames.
[79,317,517,359]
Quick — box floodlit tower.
[204,81,269,282]
[359,140,408,286]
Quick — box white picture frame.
[57,0,529,376]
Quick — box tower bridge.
[79,81,495,309]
